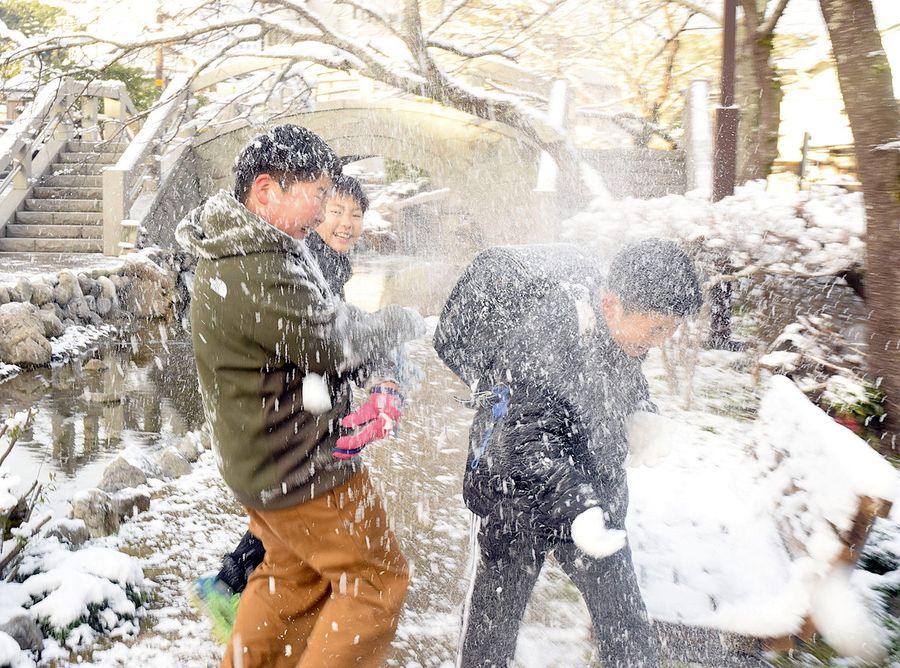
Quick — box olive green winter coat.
[176,190,422,510]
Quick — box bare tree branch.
[426,38,516,61]
[425,0,470,38]
[759,0,790,37]
[334,0,396,32]
[665,0,721,24]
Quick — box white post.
[684,79,713,198]
[12,143,31,190]
[533,79,569,194]
[82,97,99,141]
[102,167,128,256]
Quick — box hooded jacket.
[176,190,423,511]
[460,250,653,546]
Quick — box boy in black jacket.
[457,239,702,667]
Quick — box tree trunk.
[819,0,900,443]
[736,2,783,183]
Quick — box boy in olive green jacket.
[177,125,424,668]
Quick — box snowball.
[571,507,626,559]
[626,412,674,468]
[302,373,332,415]
[810,566,887,662]
[209,277,227,298]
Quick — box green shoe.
[192,576,241,644]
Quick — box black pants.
[460,521,660,668]
[216,529,266,593]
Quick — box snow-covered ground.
[1,258,896,667]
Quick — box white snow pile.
[0,363,21,384]
[627,374,896,659]
[0,539,145,652]
[0,630,34,668]
[562,181,864,277]
[50,325,117,365]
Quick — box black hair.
[606,238,702,317]
[233,124,342,203]
[331,174,369,213]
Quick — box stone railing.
[102,74,193,255]
[0,78,138,239]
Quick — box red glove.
[333,386,403,459]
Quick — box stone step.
[0,237,102,253]
[25,199,101,213]
[52,162,106,176]
[67,140,128,154]
[32,186,103,200]
[5,224,102,239]
[16,211,102,225]
[39,175,103,188]
[58,151,119,164]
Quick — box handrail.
[0,79,66,179]
[0,77,142,193]
[112,74,189,174]
[102,74,191,255]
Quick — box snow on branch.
[426,37,516,61]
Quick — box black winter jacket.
[463,279,654,544]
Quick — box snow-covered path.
[66,335,779,668]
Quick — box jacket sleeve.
[237,254,425,375]
[499,391,603,530]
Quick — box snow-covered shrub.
[757,315,884,431]
[3,539,144,649]
[562,181,864,280]
[1,411,38,564]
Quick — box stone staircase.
[0,140,125,253]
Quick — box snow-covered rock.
[0,303,51,366]
[157,449,191,479]
[98,457,148,494]
[0,615,43,654]
[71,489,120,539]
[0,631,34,668]
[174,434,203,463]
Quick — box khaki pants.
[221,469,408,668]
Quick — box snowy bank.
[629,372,895,659]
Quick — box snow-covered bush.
[1,410,41,576]
[562,181,864,280]
[757,315,885,430]
[2,539,144,650]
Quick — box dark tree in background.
[819,0,900,443]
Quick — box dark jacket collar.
[305,232,353,299]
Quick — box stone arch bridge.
[143,95,555,252]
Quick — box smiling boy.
[177,125,424,668]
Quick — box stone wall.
[0,249,192,367]
[139,148,204,251]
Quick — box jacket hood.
[176,190,299,260]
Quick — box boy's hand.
[333,385,403,459]
[571,507,627,560]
